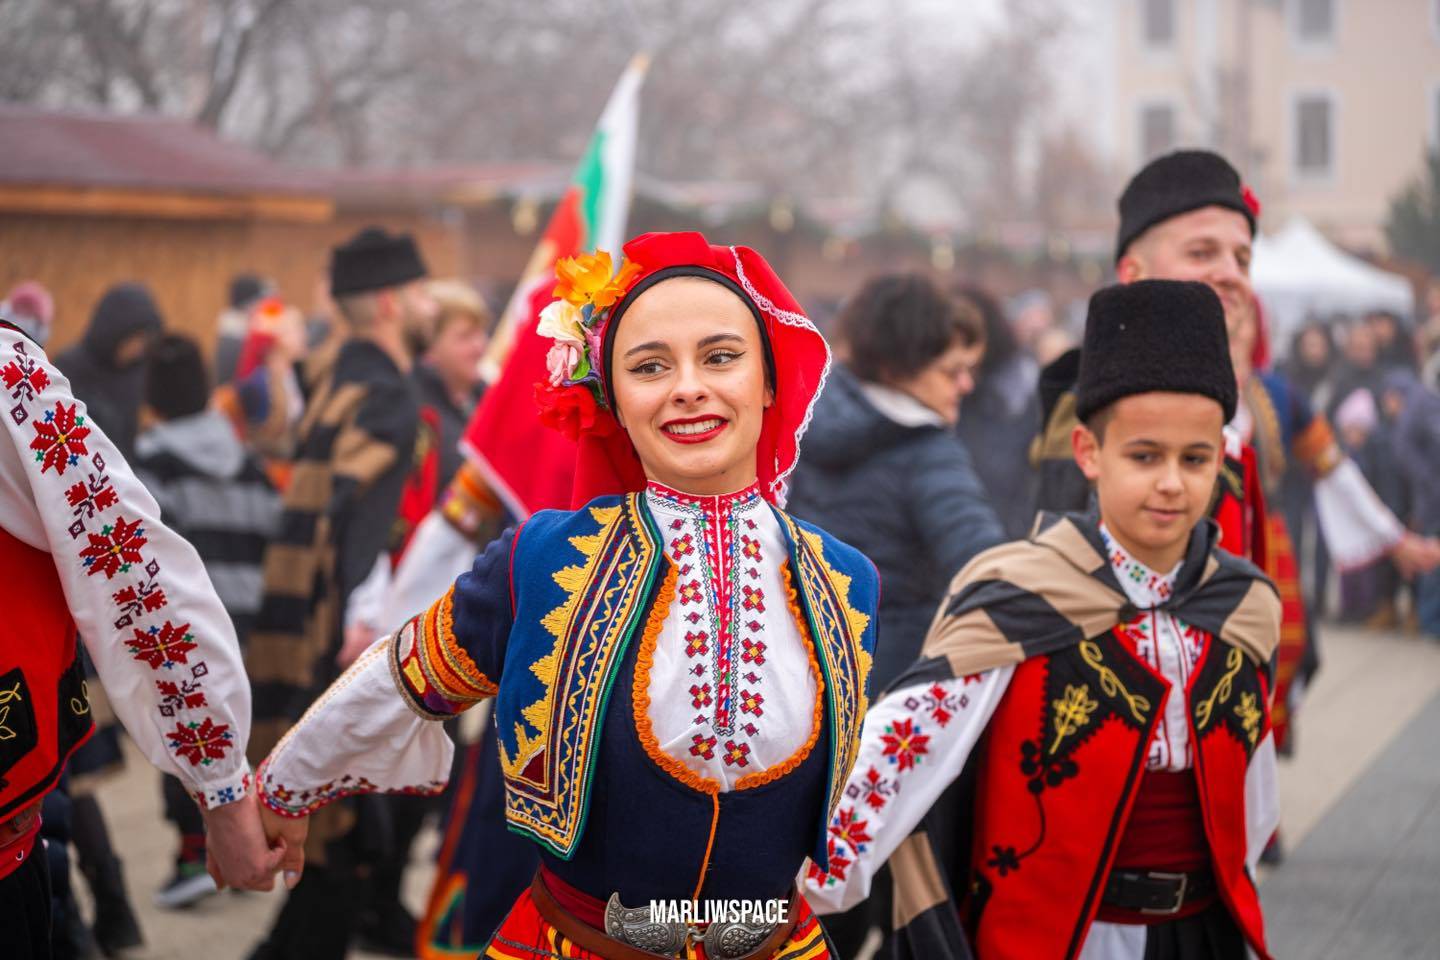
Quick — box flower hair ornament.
[534,250,643,440]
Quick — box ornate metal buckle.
[1139,870,1188,916]
[603,894,776,959]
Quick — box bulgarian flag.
[462,54,648,517]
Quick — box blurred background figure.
[2,280,56,347]
[134,334,281,910]
[786,273,1005,958]
[1383,370,1440,640]
[392,279,491,561]
[54,283,164,464]
[954,284,1041,539]
[212,296,309,490]
[214,273,274,386]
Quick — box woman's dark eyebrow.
[623,340,668,358]
[697,333,746,349]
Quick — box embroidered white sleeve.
[382,511,474,635]
[344,552,393,631]
[802,667,1014,914]
[0,328,251,807]
[258,635,454,817]
[1313,458,1405,572]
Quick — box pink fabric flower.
[546,341,582,386]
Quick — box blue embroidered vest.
[497,493,878,867]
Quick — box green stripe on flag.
[573,129,607,251]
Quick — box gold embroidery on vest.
[1195,646,1244,731]
[0,681,23,739]
[1049,684,1099,753]
[71,680,91,716]
[1079,640,1151,723]
[1235,691,1262,746]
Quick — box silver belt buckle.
[604,893,775,959]
[1139,870,1188,916]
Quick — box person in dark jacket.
[954,285,1041,539]
[134,334,282,910]
[1384,370,1440,638]
[54,282,164,463]
[786,274,1006,952]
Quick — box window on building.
[1140,103,1177,160]
[1142,0,1176,49]
[1292,0,1335,45]
[1294,94,1334,176]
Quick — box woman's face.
[892,338,984,426]
[1298,326,1330,367]
[610,277,772,496]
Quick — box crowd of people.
[1,146,1439,960]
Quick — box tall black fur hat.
[330,226,428,297]
[1115,150,1257,263]
[1075,280,1236,423]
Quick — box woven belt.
[528,872,798,960]
[1102,868,1217,916]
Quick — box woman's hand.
[258,800,310,889]
[199,792,286,891]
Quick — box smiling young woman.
[251,231,880,960]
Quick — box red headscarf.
[565,231,831,509]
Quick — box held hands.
[259,800,309,889]
[1391,533,1440,579]
[198,791,287,891]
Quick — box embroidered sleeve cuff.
[389,588,498,719]
[189,768,253,811]
[256,758,446,819]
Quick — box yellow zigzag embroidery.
[794,526,873,692]
[500,505,621,781]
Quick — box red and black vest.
[0,526,94,820]
[961,627,1272,960]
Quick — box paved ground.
[80,623,1440,959]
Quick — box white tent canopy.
[1252,216,1414,356]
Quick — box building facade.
[1110,0,1440,251]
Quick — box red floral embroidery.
[156,678,208,716]
[29,401,90,475]
[671,534,695,558]
[684,631,709,658]
[677,581,704,605]
[689,683,713,709]
[721,740,751,768]
[689,734,717,760]
[741,535,762,561]
[739,689,764,716]
[880,717,930,772]
[167,717,233,766]
[2,354,48,401]
[80,516,148,579]
[829,806,872,851]
[740,637,767,665]
[848,765,897,810]
[65,473,117,519]
[128,620,198,670]
[740,584,765,612]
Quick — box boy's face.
[1072,392,1225,571]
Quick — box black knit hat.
[1115,150,1257,263]
[145,334,210,420]
[329,227,428,297]
[1075,280,1236,423]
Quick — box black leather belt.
[1102,869,1216,916]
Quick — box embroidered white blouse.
[259,480,824,812]
[643,482,818,789]
[0,326,251,808]
[803,526,1279,959]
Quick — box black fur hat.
[1075,280,1236,423]
[1115,150,1256,263]
[330,226,428,297]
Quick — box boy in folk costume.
[807,281,1282,960]
[0,318,283,958]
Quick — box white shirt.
[0,326,250,807]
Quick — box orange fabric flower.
[553,251,643,309]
